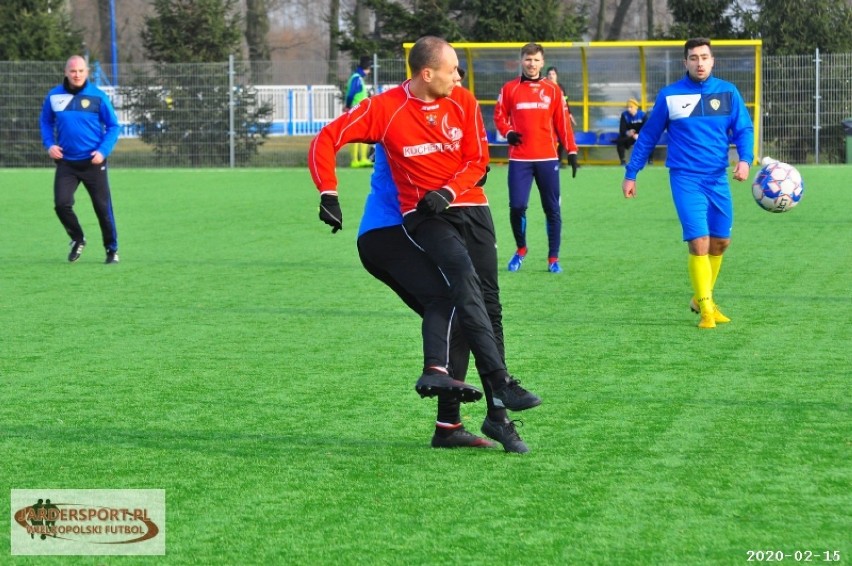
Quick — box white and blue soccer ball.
[751,158,804,213]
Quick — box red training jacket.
[308,80,490,215]
[493,77,578,161]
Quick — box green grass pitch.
[1,164,849,565]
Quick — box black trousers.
[403,206,506,379]
[54,159,118,251]
[357,226,470,379]
[616,135,636,162]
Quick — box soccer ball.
[751,159,804,213]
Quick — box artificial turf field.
[1,164,849,565]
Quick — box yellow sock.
[688,254,713,313]
[693,253,724,304]
[350,144,359,165]
[708,254,723,291]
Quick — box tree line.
[2,0,851,64]
[2,0,850,167]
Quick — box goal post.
[403,40,762,165]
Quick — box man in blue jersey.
[355,145,530,453]
[40,55,121,264]
[621,38,754,329]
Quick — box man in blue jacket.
[621,38,754,329]
[40,55,121,264]
[343,55,373,168]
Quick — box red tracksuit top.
[308,80,490,215]
[494,76,578,161]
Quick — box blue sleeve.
[618,112,629,136]
[39,94,56,149]
[97,92,121,158]
[730,89,754,164]
[625,95,667,180]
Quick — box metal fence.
[763,51,852,164]
[1,52,849,168]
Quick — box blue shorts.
[670,169,733,241]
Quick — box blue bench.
[596,132,620,146]
[591,131,669,146]
[574,131,669,165]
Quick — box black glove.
[318,193,343,233]
[567,153,578,178]
[476,165,491,187]
[416,188,453,216]
[506,131,522,146]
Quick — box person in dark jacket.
[40,55,121,264]
[616,98,646,165]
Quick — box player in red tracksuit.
[309,36,541,415]
[494,42,579,274]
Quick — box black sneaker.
[415,372,482,403]
[431,426,495,449]
[68,239,86,262]
[105,250,120,264]
[481,416,528,453]
[490,377,541,411]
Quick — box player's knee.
[709,238,731,255]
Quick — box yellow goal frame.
[403,40,761,165]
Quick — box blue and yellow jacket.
[40,80,120,162]
[344,67,370,109]
[625,73,753,180]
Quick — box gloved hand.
[506,131,522,146]
[476,165,491,187]
[319,193,343,233]
[416,188,453,216]
[567,153,579,178]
